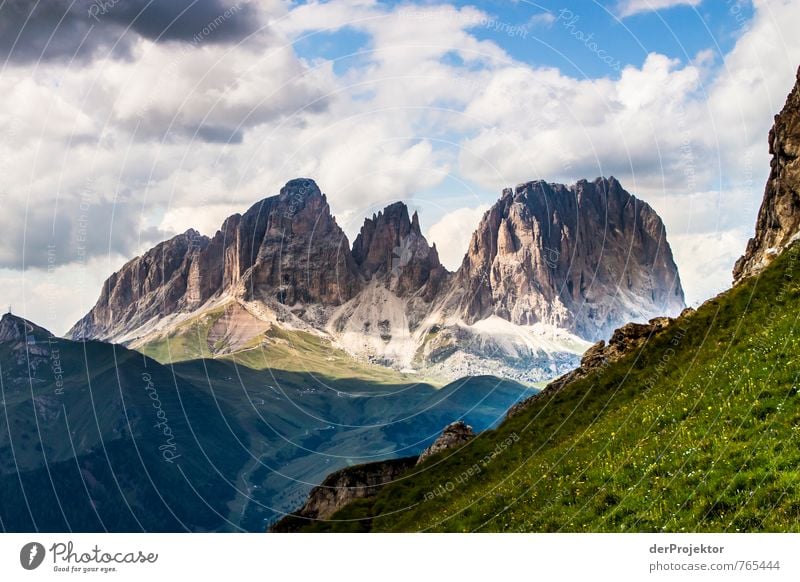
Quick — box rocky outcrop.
[734,67,800,283]
[447,177,685,341]
[506,311,692,419]
[270,457,418,531]
[69,229,210,341]
[416,420,475,465]
[70,175,684,382]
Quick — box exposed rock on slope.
[734,67,800,283]
[68,229,209,341]
[447,177,684,341]
[0,312,54,343]
[416,420,475,465]
[506,311,691,419]
[270,457,418,531]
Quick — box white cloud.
[669,230,751,306]
[2,0,800,335]
[427,205,490,271]
[616,0,704,18]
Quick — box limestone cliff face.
[231,179,361,306]
[448,177,685,341]
[69,179,361,341]
[734,67,800,283]
[70,175,684,379]
[352,201,449,299]
[69,229,210,341]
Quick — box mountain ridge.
[68,176,684,382]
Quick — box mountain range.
[69,175,684,383]
[271,65,800,534]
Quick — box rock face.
[69,229,210,341]
[734,67,800,283]
[352,202,449,299]
[416,420,475,465]
[448,177,685,341]
[70,179,360,341]
[270,457,418,531]
[69,176,684,381]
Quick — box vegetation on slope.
[298,244,800,532]
[136,304,435,385]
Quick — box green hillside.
[0,317,535,531]
[136,303,438,385]
[298,243,800,532]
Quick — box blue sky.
[0,0,798,333]
[292,0,754,79]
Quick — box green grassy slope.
[136,304,435,385]
[301,244,800,532]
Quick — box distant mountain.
[281,65,800,534]
[445,177,684,341]
[0,313,250,532]
[69,176,684,382]
[0,312,534,531]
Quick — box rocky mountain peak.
[734,67,800,283]
[351,200,448,296]
[69,179,360,342]
[451,176,684,340]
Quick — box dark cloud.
[0,197,168,269]
[0,0,262,64]
[195,124,244,144]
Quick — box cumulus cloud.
[669,230,751,305]
[427,205,491,271]
[616,0,704,18]
[1,0,799,335]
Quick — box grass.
[299,243,800,532]
[136,303,439,386]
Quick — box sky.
[0,0,799,335]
